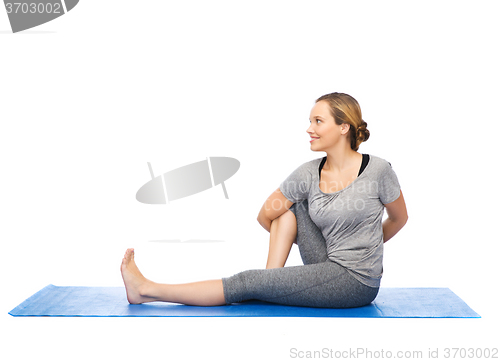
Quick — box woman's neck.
[323,148,361,173]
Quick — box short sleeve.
[378,161,401,204]
[279,162,312,203]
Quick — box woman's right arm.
[257,187,295,232]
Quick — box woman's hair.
[315,92,370,151]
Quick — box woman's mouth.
[310,137,319,143]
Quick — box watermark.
[269,179,383,213]
[136,157,240,204]
[3,0,79,33]
[289,347,499,359]
[290,348,423,359]
[280,178,379,202]
[266,195,367,213]
[317,178,380,195]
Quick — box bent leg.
[223,260,379,308]
[265,200,328,269]
[289,200,329,265]
[266,209,297,269]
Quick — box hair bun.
[356,120,370,142]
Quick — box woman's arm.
[382,190,408,243]
[257,187,295,232]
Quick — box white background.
[1,1,499,361]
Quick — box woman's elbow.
[257,208,267,223]
[257,214,272,233]
[400,214,409,228]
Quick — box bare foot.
[120,248,156,304]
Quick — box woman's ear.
[340,123,350,135]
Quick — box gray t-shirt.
[279,154,401,287]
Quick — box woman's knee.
[281,208,297,225]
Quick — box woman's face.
[307,100,349,151]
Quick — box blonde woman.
[121,92,408,308]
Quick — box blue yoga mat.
[9,284,480,318]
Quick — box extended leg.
[223,260,379,308]
[120,248,225,306]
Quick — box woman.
[121,92,408,308]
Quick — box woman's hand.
[382,190,408,243]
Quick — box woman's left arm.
[382,190,408,243]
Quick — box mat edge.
[8,286,482,318]
[8,284,55,316]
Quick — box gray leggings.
[222,200,379,308]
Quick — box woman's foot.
[120,248,156,304]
